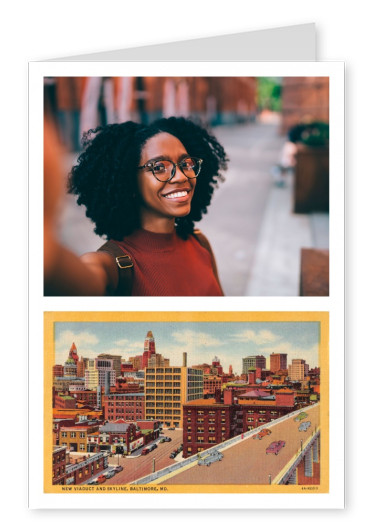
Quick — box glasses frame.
[138,156,203,182]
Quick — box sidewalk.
[245,174,329,296]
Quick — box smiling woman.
[44,117,228,296]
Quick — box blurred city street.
[58,120,328,296]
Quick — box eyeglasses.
[138,156,203,182]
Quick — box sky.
[53,320,320,374]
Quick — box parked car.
[168,427,175,431]
[87,478,98,485]
[104,469,115,479]
[197,450,224,467]
[149,443,157,450]
[165,437,172,442]
[97,474,107,484]
[294,411,308,422]
[170,451,177,459]
[298,421,311,432]
[252,428,272,440]
[266,441,285,455]
[114,465,123,473]
[160,438,166,443]
[141,447,150,455]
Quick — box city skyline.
[54,321,320,374]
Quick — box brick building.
[54,394,76,409]
[64,451,107,485]
[58,421,101,452]
[183,399,236,457]
[103,392,145,422]
[98,421,143,454]
[52,446,67,485]
[203,375,222,398]
[270,353,288,373]
[280,77,330,135]
[182,388,296,457]
[53,365,64,377]
[69,389,98,408]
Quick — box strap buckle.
[115,255,133,269]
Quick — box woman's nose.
[169,165,188,182]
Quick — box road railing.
[131,403,319,485]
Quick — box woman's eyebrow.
[145,153,190,164]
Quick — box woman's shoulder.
[191,228,213,253]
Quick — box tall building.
[145,354,203,428]
[76,356,86,378]
[129,356,143,371]
[69,343,79,364]
[211,356,223,376]
[288,359,309,381]
[142,330,156,369]
[64,353,77,378]
[242,355,266,375]
[53,365,64,377]
[97,354,122,377]
[148,352,170,368]
[85,359,99,390]
[95,358,116,390]
[270,353,288,373]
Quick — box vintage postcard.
[36,311,337,509]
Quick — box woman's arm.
[44,117,118,296]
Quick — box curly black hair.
[68,116,228,240]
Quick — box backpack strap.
[193,229,223,294]
[97,241,133,296]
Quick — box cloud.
[171,329,222,348]
[114,338,130,347]
[55,330,99,350]
[230,329,281,345]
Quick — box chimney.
[182,352,187,367]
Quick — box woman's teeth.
[164,191,188,199]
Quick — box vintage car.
[141,447,151,455]
[266,440,286,455]
[104,469,116,479]
[96,474,107,484]
[294,411,308,422]
[252,428,272,440]
[114,465,123,473]
[197,449,224,467]
[298,421,311,432]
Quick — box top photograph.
[44,76,329,297]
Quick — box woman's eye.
[182,158,195,169]
[153,162,167,173]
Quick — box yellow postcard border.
[44,311,329,494]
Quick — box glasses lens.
[152,160,174,181]
[180,157,202,178]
